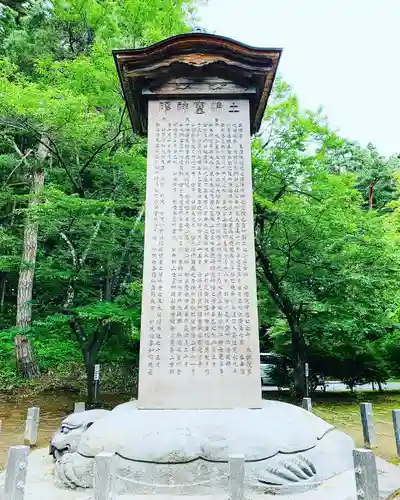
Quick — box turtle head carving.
[50,409,110,460]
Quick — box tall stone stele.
[49,34,355,495]
[113,33,281,409]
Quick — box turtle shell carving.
[53,400,354,494]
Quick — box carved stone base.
[52,400,355,495]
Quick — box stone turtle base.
[1,448,400,500]
[53,401,355,491]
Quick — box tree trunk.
[60,232,77,309]
[255,240,307,397]
[15,138,48,378]
[292,348,305,396]
[369,182,374,210]
[289,318,306,397]
[16,170,44,328]
[84,352,95,405]
[0,275,6,313]
[14,335,40,378]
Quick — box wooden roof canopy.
[113,33,282,136]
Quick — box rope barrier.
[114,472,228,488]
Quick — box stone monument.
[51,33,355,495]
[140,97,260,409]
[115,33,281,410]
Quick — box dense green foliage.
[1,1,400,396]
[255,82,400,391]
[0,0,194,394]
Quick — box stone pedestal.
[53,401,355,496]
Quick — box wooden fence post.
[353,448,379,500]
[228,454,245,500]
[360,402,376,448]
[74,402,86,413]
[93,452,116,500]
[24,407,40,446]
[4,445,29,500]
[392,409,400,457]
[302,397,312,412]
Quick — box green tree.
[0,0,196,393]
[322,138,399,211]
[253,81,399,395]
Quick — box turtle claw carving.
[259,455,317,485]
[55,454,78,489]
[55,452,94,489]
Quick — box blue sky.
[198,0,400,156]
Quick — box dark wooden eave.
[113,33,282,136]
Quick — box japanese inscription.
[138,99,261,409]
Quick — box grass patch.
[263,390,400,462]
